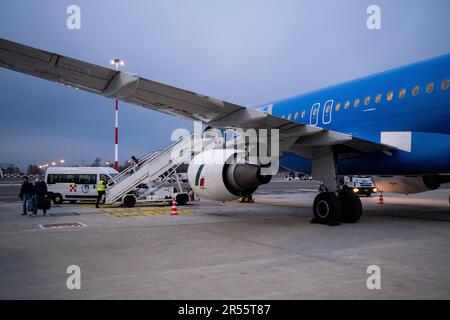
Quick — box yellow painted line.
[101,209,192,218]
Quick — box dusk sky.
[1,0,450,170]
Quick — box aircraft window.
[335,103,341,111]
[375,94,382,104]
[386,91,393,101]
[364,96,370,106]
[287,113,292,120]
[344,100,350,110]
[354,98,360,108]
[399,88,406,99]
[412,85,420,96]
[301,110,306,118]
[312,108,318,116]
[294,112,298,120]
[441,79,449,91]
[426,82,434,94]
[325,105,331,113]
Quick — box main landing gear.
[310,146,363,226]
[312,191,362,226]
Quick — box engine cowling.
[187,149,272,201]
[372,175,442,194]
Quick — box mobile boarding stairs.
[105,133,221,207]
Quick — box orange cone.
[171,197,178,215]
[378,192,384,204]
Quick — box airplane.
[1,38,449,226]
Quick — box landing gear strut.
[310,146,363,226]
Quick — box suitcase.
[38,198,51,210]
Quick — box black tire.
[53,194,63,204]
[123,195,136,208]
[176,193,189,206]
[313,192,343,224]
[339,191,363,223]
[69,200,77,204]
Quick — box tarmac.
[0,180,449,299]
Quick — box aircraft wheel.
[312,192,342,225]
[339,191,362,223]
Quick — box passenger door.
[322,100,333,125]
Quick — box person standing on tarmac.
[19,176,33,216]
[96,178,106,208]
[32,175,48,217]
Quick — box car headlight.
[373,188,378,193]
[353,188,359,193]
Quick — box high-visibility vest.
[97,180,106,192]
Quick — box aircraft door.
[322,100,333,124]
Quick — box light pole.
[110,58,124,171]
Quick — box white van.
[45,167,118,204]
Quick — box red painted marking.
[39,222,87,230]
[199,177,205,189]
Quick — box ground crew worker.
[96,179,106,208]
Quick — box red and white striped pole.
[111,59,124,171]
[114,94,119,171]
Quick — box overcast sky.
[1,0,450,169]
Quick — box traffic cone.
[378,192,384,204]
[171,197,178,216]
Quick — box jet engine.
[372,175,447,194]
[187,149,272,201]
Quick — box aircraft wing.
[0,38,393,157]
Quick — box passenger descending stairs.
[105,133,219,204]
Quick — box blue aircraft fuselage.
[259,54,450,175]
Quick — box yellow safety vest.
[97,180,106,192]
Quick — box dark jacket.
[19,181,34,198]
[33,181,48,196]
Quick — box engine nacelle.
[187,149,272,201]
[372,175,442,194]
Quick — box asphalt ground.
[0,179,449,299]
